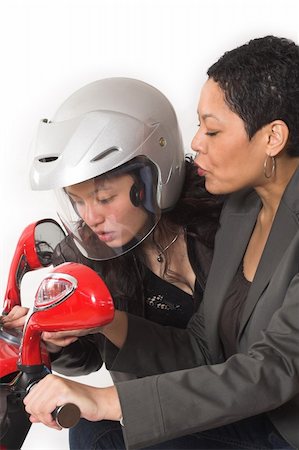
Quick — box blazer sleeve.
[109,303,211,376]
[51,333,106,376]
[116,272,299,449]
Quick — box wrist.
[108,386,122,421]
[102,310,128,347]
[96,386,122,422]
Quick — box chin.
[108,238,131,248]
[205,182,221,195]
[106,241,121,249]
[205,180,230,196]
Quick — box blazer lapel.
[204,194,260,362]
[239,189,299,337]
[204,166,299,362]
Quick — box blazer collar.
[205,165,299,359]
[239,167,299,334]
[204,191,259,361]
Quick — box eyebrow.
[199,113,221,121]
[66,185,111,199]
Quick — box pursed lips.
[95,230,116,242]
[195,163,208,177]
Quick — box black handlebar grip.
[52,403,81,428]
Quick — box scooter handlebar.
[26,378,80,429]
[52,403,81,428]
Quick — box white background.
[0,0,298,448]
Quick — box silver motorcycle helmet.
[30,77,185,260]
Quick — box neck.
[141,225,182,264]
[255,157,299,219]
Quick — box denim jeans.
[69,414,294,450]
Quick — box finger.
[2,306,29,322]
[3,316,26,329]
[43,330,77,339]
[28,412,62,430]
[23,376,64,429]
[42,332,78,344]
[43,327,101,339]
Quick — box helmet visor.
[56,160,161,260]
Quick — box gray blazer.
[114,167,299,449]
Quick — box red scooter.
[0,219,115,449]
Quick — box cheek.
[123,205,149,234]
[108,199,141,224]
[204,148,251,193]
[210,137,249,170]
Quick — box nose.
[191,128,204,154]
[83,203,105,228]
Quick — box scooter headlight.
[34,273,77,310]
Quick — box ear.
[266,120,289,157]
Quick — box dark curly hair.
[207,35,299,157]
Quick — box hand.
[1,306,29,329]
[41,326,103,353]
[23,374,122,429]
[41,331,80,353]
[42,328,103,353]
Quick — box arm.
[22,273,299,448]
[51,333,105,376]
[23,375,121,430]
[117,273,299,449]
[42,305,208,377]
[46,303,209,377]
[101,310,128,348]
[105,304,210,375]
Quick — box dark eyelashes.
[206,131,219,137]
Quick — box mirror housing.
[2,219,65,314]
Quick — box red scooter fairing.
[0,219,66,450]
[0,220,115,450]
[19,262,115,369]
[1,219,66,379]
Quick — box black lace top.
[143,267,203,328]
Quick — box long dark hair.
[164,155,223,246]
[53,156,224,314]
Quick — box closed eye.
[197,123,219,137]
[72,199,84,207]
[97,195,116,205]
[206,131,219,137]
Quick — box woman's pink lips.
[196,166,207,177]
[96,231,115,243]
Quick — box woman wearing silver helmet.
[4,77,223,448]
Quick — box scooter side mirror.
[18,262,114,369]
[2,219,66,314]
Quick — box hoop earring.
[263,154,276,179]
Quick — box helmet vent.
[38,156,58,163]
[91,147,120,162]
